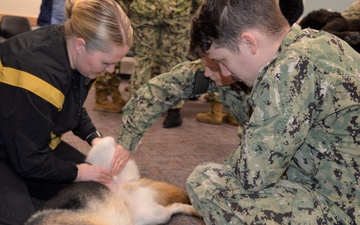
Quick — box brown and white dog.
[25,136,201,225]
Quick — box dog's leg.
[135,203,202,225]
[167,203,202,218]
[131,204,172,225]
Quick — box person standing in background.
[37,0,66,26]
[128,0,202,128]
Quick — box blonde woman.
[0,0,132,224]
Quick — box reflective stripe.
[0,60,64,111]
[49,132,62,150]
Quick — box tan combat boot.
[94,89,122,113]
[196,101,223,125]
[222,112,238,126]
[110,86,126,109]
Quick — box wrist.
[86,130,102,146]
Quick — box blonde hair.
[64,0,132,52]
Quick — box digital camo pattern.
[95,62,121,91]
[205,92,221,102]
[117,59,251,151]
[128,0,201,96]
[187,24,360,224]
[342,0,360,21]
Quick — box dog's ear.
[86,136,116,169]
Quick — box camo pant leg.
[159,17,188,112]
[95,64,121,93]
[187,163,329,225]
[207,92,221,103]
[130,16,187,108]
[110,63,121,89]
[129,16,159,96]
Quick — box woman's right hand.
[75,163,113,184]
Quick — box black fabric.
[279,0,304,25]
[192,70,209,95]
[0,158,35,225]
[0,25,97,183]
[0,141,85,225]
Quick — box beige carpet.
[62,78,240,225]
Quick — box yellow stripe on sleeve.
[0,60,64,110]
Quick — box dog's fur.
[299,9,360,53]
[25,137,201,225]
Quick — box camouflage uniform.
[128,0,201,106]
[93,0,129,113]
[94,62,126,113]
[118,24,360,224]
[95,63,121,93]
[117,59,251,150]
[187,25,360,224]
[342,0,360,20]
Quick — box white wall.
[0,0,41,18]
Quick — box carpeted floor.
[62,78,240,225]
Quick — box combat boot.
[222,112,238,126]
[94,90,122,113]
[163,108,183,128]
[196,101,223,125]
[110,86,126,109]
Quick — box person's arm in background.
[117,59,252,152]
[117,60,203,152]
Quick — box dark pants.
[0,141,85,225]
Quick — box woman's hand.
[75,163,113,184]
[111,144,132,176]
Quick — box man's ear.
[240,32,257,55]
[75,38,86,54]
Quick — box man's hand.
[111,144,132,175]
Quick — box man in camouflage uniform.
[184,0,360,224]
[94,62,126,113]
[128,0,201,128]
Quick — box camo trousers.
[128,13,190,109]
[187,162,345,225]
[95,63,121,92]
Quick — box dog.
[25,136,201,225]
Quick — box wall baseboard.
[0,14,38,26]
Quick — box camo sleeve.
[226,26,360,196]
[117,60,204,151]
